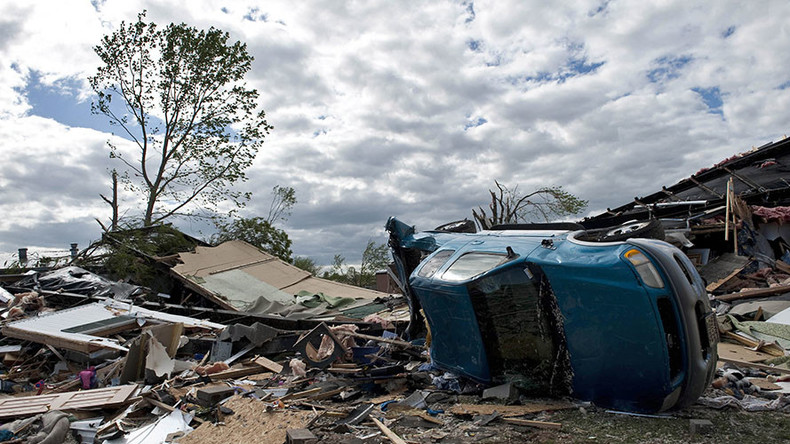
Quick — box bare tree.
[472,181,587,229]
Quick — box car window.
[417,249,456,278]
[441,253,506,281]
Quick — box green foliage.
[212,217,293,262]
[90,10,272,226]
[322,241,390,288]
[472,181,588,229]
[293,256,320,276]
[101,224,198,289]
[267,185,296,223]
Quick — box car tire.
[599,219,665,242]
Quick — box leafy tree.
[212,217,292,262]
[323,241,390,288]
[472,181,587,230]
[293,256,321,275]
[90,11,271,227]
[267,185,296,224]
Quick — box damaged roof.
[1,301,223,353]
[171,240,392,317]
[583,136,790,228]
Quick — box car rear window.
[417,249,456,278]
[441,253,506,282]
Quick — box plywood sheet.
[173,241,276,278]
[243,260,311,289]
[718,341,773,363]
[0,385,137,419]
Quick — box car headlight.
[624,249,665,288]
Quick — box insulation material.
[146,332,176,378]
[104,409,193,444]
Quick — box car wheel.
[599,219,665,242]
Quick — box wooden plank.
[145,397,205,424]
[776,260,790,275]
[716,284,790,302]
[722,331,785,356]
[253,356,283,374]
[280,387,322,401]
[706,265,746,293]
[0,385,138,419]
[208,365,272,380]
[503,418,562,430]
[450,402,575,417]
[346,332,417,349]
[371,418,407,444]
[308,387,345,401]
[718,357,790,375]
[718,342,774,363]
[55,384,138,410]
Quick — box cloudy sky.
[1,0,789,266]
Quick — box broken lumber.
[718,357,790,375]
[502,418,562,430]
[280,387,323,401]
[450,402,575,417]
[346,332,417,349]
[371,417,408,444]
[722,332,784,357]
[716,284,790,303]
[253,356,283,374]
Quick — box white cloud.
[1,0,789,265]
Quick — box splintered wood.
[176,396,315,444]
[450,401,575,417]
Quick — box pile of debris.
[1,137,790,442]
[0,285,576,443]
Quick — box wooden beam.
[718,357,790,375]
[371,418,407,444]
[715,284,790,302]
[346,332,417,349]
[502,418,562,430]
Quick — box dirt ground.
[303,399,790,444]
[349,406,790,444]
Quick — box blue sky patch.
[464,2,476,23]
[778,80,790,90]
[647,55,692,83]
[20,70,111,132]
[464,117,487,130]
[588,0,611,17]
[244,7,268,22]
[467,40,481,51]
[722,26,736,38]
[560,57,605,81]
[692,86,723,115]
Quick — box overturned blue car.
[386,217,718,412]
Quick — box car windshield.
[417,249,455,278]
[441,253,506,281]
